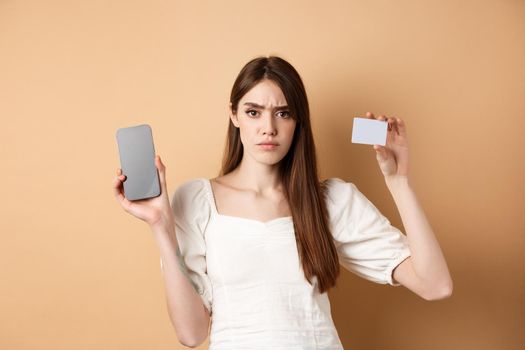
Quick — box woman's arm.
[386,176,453,300]
[366,112,453,300]
[152,220,211,347]
[113,156,210,346]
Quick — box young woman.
[113,56,453,349]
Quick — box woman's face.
[230,79,297,167]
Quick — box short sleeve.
[323,178,411,286]
[169,178,213,315]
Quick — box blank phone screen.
[116,124,160,201]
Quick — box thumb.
[374,145,388,161]
[155,155,167,190]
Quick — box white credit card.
[351,117,388,146]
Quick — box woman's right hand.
[112,155,174,229]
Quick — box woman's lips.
[258,144,278,150]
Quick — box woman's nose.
[261,113,276,135]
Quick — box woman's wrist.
[150,213,176,240]
[385,174,411,188]
[149,209,175,230]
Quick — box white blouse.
[167,177,411,349]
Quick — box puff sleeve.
[168,178,213,315]
[323,178,411,286]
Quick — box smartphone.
[115,124,161,201]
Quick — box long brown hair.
[219,55,340,293]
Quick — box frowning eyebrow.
[243,102,289,111]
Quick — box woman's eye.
[245,110,290,118]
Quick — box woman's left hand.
[366,112,410,181]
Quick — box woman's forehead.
[240,80,287,106]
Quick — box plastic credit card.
[351,117,388,146]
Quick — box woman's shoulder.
[171,177,211,211]
[174,177,208,194]
[320,177,371,216]
[320,177,377,239]
[320,177,358,203]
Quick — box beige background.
[1,0,524,349]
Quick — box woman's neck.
[227,157,283,195]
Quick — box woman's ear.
[229,102,239,128]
